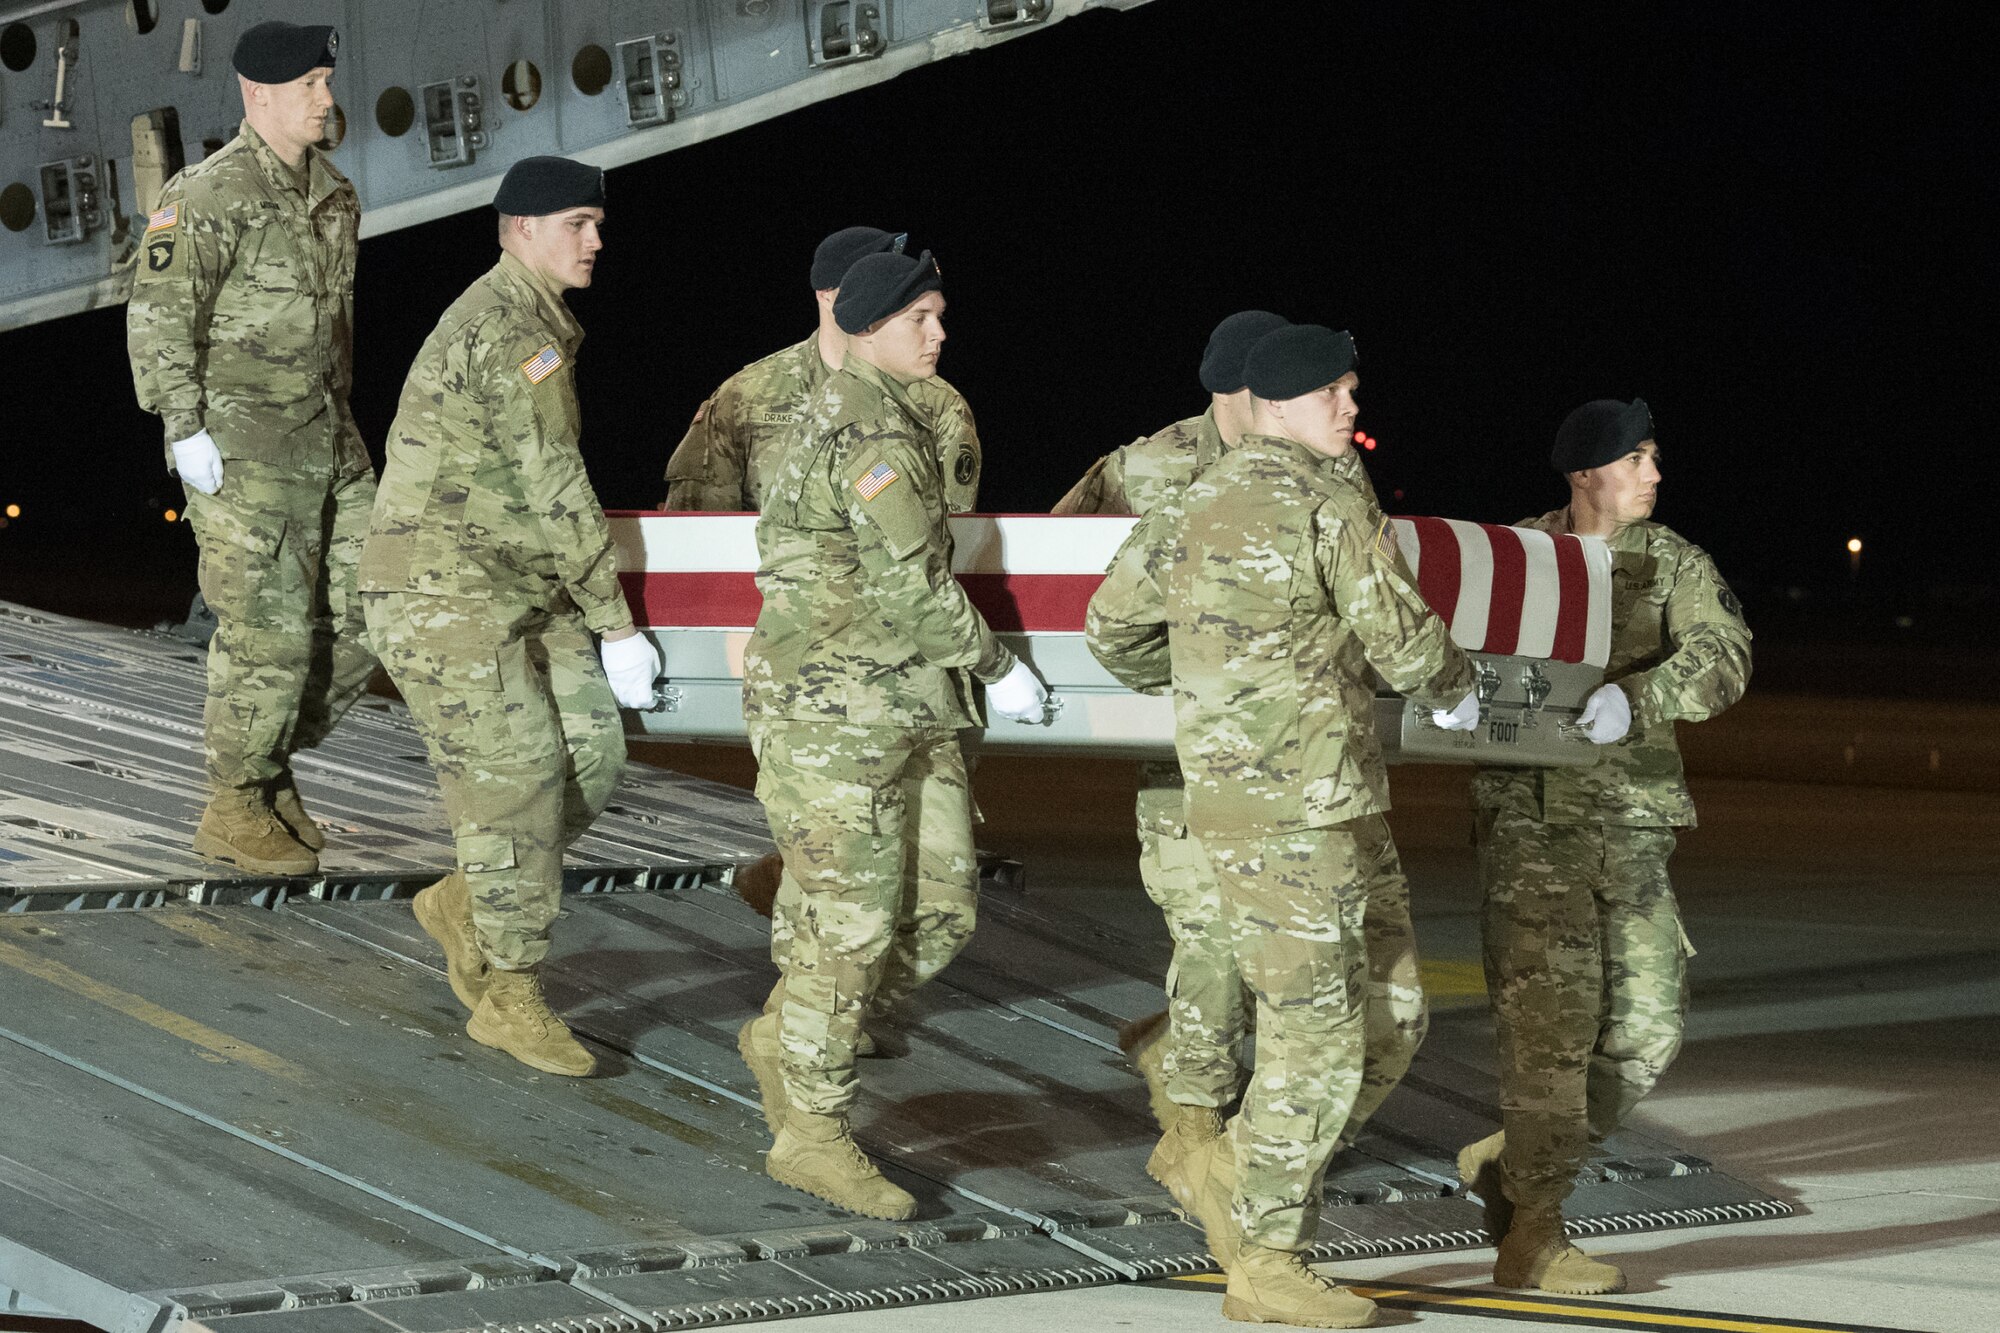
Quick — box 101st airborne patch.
[144,203,178,272]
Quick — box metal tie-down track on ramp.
[0,603,1791,1330]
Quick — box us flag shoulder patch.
[853,461,900,501]
[146,204,178,232]
[519,344,563,384]
[1373,515,1399,559]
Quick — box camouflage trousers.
[752,719,978,1116]
[366,593,626,971]
[184,461,378,793]
[1136,762,1246,1109]
[1145,768,1426,1128]
[1476,810,1690,1206]
[1205,815,1426,1250]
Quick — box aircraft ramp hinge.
[809,2,884,67]
[420,75,486,169]
[38,157,104,245]
[978,0,1052,30]
[617,33,686,129]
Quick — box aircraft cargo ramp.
[0,601,1791,1332]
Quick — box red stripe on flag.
[620,571,762,626]
[1484,526,1527,654]
[620,571,1107,633]
[1550,534,1589,664]
[1405,517,1463,627]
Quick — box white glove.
[171,429,223,495]
[600,632,662,709]
[985,658,1049,724]
[1576,682,1633,744]
[1431,688,1481,732]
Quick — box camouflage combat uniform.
[1082,416,1420,1139]
[661,333,982,513]
[359,252,633,970]
[1063,410,1246,1109]
[127,119,377,798]
[744,356,1015,1116]
[1093,435,1472,1249]
[1471,509,1751,1207]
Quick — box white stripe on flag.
[1392,518,1420,583]
[1444,519,1492,651]
[1581,534,1613,667]
[1515,527,1561,658]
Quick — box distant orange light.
[1362,440,1376,451]
[3,503,17,518]
[164,508,179,523]
[1846,537,1862,554]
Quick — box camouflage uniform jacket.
[1060,408,1226,835]
[1473,510,1751,827]
[661,333,982,512]
[127,120,365,476]
[743,356,1014,730]
[1093,434,1473,839]
[1053,408,1225,516]
[358,253,634,638]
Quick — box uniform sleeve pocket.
[846,449,934,560]
[458,833,517,874]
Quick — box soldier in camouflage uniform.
[126,22,374,877]
[1058,310,1283,1152]
[664,227,984,984]
[1093,326,1477,1328]
[360,158,661,1079]
[1457,399,1751,1295]
[736,250,1048,1220]
[660,226,982,513]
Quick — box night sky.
[1,2,1991,649]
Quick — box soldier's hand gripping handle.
[986,658,1051,725]
[600,630,663,710]
[1575,682,1633,744]
[170,429,224,495]
[1431,688,1481,732]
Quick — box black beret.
[232,22,338,84]
[812,226,907,289]
[833,250,943,335]
[493,156,606,216]
[1198,310,1290,394]
[1551,398,1654,472]
[1244,324,1359,400]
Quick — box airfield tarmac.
[638,692,2000,1333]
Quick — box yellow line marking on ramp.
[1155,1273,1916,1332]
[0,937,308,1081]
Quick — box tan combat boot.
[1493,1205,1625,1294]
[1178,1128,1243,1266]
[270,775,326,852]
[1456,1129,1512,1242]
[1118,1008,1175,1131]
[1147,1103,1225,1189]
[194,790,317,876]
[411,872,489,1012]
[1222,1245,1377,1328]
[737,1011,788,1136]
[766,1111,916,1219]
[467,968,597,1077]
